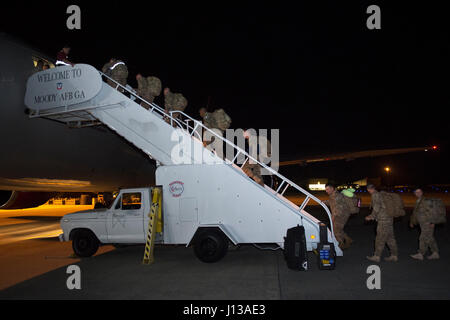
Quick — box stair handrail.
[169,110,336,239]
[99,71,202,140]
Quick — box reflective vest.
[110,61,125,70]
[55,60,71,66]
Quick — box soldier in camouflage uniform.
[164,88,188,123]
[102,58,128,92]
[199,108,219,131]
[365,184,398,262]
[241,130,271,187]
[199,107,233,147]
[323,184,352,250]
[242,161,264,186]
[135,74,162,109]
[410,188,440,260]
[199,107,220,147]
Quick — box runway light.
[433,146,438,150]
[384,167,391,173]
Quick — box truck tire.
[193,229,228,263]
[72,230,99,257]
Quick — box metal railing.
[98,71,336,238]
[100,72,203,140]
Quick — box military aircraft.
[0,33,438,209]
[279,146,438,167]
[0,33,157,209]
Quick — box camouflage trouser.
[107,76,127,91]
[164,106,181,125]
[115,76,127,87]
[106,79,116,88]
[419,222,439,255]
[165,106,179,116]
[374,221,398,257]
[203,129,224,153]
[140,94,155,109]
[172,105,186,118]
[332,213,350,244]
[242,163,263,186]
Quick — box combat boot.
[384,255,398,262]
[339,241,350,250]
[344,235,353,246]
[366,255,380,263]
[427,252,440,260]
[410,253,424,260]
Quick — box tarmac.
[1,206,449,300]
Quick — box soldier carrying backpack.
[379,190,406,218]
[199,107,232,132]
[164,88,188,124]
[324,184,354,250]
[135,74,162,109]
[199,107,232,146]
[365,184,399,263]
[341,188,361,215]
[410,188,443,261]
[102,58,128,92]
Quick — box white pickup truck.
[60,187,155,257]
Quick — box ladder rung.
[142,187,162,265]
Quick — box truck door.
[107,191,145,243]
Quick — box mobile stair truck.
[24,64,342,269]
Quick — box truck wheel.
[193,229,228,263]
[72,230,99,257]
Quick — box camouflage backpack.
[380,191,405,218]
[341,189,360,215]
[147,76,162,97]
[212,109,232,131]
[424,198,446,224]
[203,112,218,129]
[173,93,188,111]
[112,62,128,79]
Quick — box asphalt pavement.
[1,206,449,299]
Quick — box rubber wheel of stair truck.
[193,229,228,263]
[72,230,99,257]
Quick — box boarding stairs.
[25,64,342,256]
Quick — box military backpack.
[212,109,232,131]
[173,94,188,111]
[147,76,162,97]
[380,191,405,218]
[341,189,360,215]
[424,198,446,224]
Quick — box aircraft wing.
[279,146,438,166]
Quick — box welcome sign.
[24,64,102,110]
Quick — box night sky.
[2,2,449,186]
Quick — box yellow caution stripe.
[142,187,162,265]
